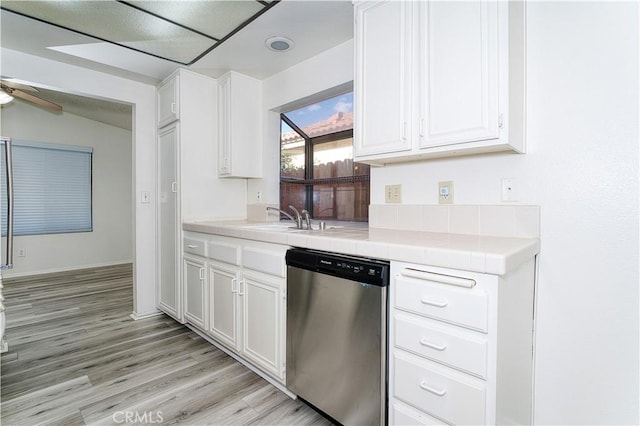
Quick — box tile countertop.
[182,220,540,276]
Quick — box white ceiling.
[0,0,354,129]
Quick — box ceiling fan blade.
[10,88,62,112]
[0,79,39,93]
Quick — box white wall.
[0,101,132,276]
[248,40,354,206]
[369,2,638,424]
[0,48,158,318]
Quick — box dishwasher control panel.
[286,248,389,287]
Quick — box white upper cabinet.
[354,0,412,156]
[157,76,179,128]
[218,71,262,178]
[354,0,525,165]
[418,0,499,148]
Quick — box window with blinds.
[1,140,92,236]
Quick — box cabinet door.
[157,124,181,320]
[217,71,262,178]
[183,256,207,330]
[354,0,412,157]
[209,262,240,350]
[158,76,179,128]
[241,271,284,379]
[418,0,499,148]
[218,73,232,175]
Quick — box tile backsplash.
[369,204,540,238]
[247,203,279,222]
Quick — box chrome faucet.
[266,206,303,229]
[302,210,312,230]
[288,205,303,229]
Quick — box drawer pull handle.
[231,278,238,293]
[420,298,448,308]
[401,269,476,288]
[187,244,198,249]
[419,381,447,397]
[419,338,447,351]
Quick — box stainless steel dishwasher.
[286,248,389,425]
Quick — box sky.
[282,92,353,134]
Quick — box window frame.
[280,113,367,220]
[1,140,94,237]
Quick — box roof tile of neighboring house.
[282,111,353,144]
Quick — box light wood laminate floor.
[1,264,332,425]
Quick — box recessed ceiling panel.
[1,0,277,65]
[127,1,265,40]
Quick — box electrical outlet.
[17,248,26,257]
[385,184,402,203]
[438,181,454,204]
[256,191,262,202]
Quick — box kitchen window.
[280,92,369,222]
[1,140,93,236]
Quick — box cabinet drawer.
[393,353,486,425]
[390,400,446,425]
[242,247,285,277]
[207,241,240,265]
[184,238,206,257]
[394,313,487,378]
[394,271,488,332]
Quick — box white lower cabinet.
[183,256,207,330]
[241,270,283,377]
[208,261,240,350]
[389,260,535,425]
[184,233,288,383]
[182,237,208,330]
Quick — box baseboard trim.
[2,260,133,279]
[130,310,163,321]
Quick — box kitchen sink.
[244,223,302,231]
[244,223,344,232]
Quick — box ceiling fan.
[0,79,62,112]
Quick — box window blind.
[1,140,92,236]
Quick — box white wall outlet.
[385,184,402,203]
[17,248,26,257]
[438,181,454,204]
[502,178,518,202]
[256,191,262,202]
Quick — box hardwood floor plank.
[80,360,246,424]
[1,375,92,423]
[1,264,332,425]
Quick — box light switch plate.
[438,181,454,204]
[141,191,151,204]
[385,184,402,203]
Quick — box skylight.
[0,0,279,65]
